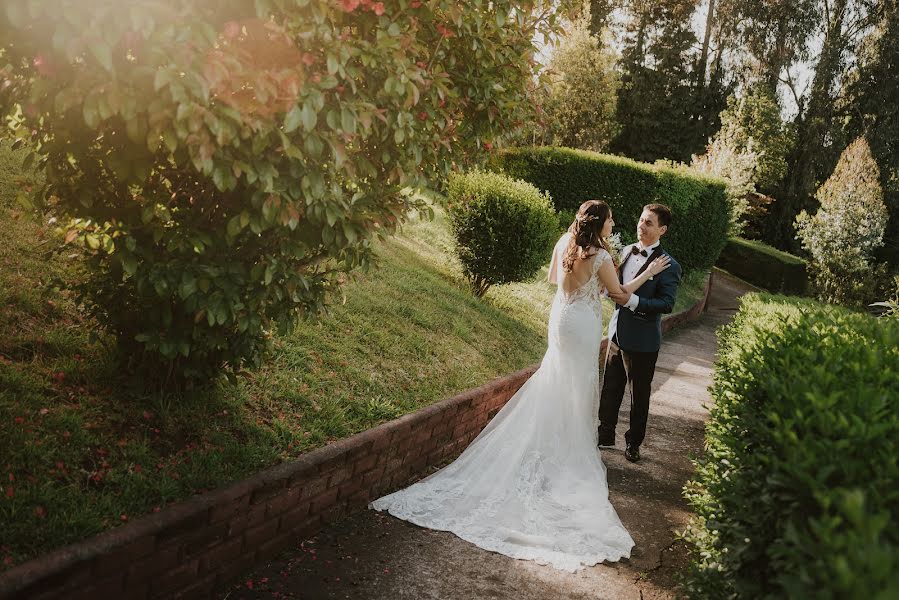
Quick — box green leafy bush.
[487,146,729,271]
[796,137,890,307]
[447,170,557,297]
[684,293,899,599]
[716,237,807,295]
[0,0,568,386]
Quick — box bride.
[370,200,671,572]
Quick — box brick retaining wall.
[0,273,712,600]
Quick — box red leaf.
[5,487,13,499]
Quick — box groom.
[598,203,681,462]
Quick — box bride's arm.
[598,256,670,304]
[547,245,559,284]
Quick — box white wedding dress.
[370,234,634,572]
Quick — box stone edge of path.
[0,273,713,600]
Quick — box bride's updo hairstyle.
[562,200,617,273]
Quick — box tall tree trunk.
[765,18,790,93]
[696,0,716,86]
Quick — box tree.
[841,0,899,265]
[541,3,620,151]
[612,0,707,163]
[765,0,880,251]
[691,87,792,237]
[0,0,571,387]
[795,137,888,306]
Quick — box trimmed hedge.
[447,170,558,297]
[684,293,899,599]
[716,237,808,295]
[486,146,730,272]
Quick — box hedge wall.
[716,237,808,295]
[486,146,730,272]
[684,293,899,599]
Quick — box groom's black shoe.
[625,443,640,462]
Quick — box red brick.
[337,478,363,501]
[149,559,199,597]
[244,519,279,548]
[380,456,403,476]
[431,420,453,438]
[180,523,230,558]
[156,509,210,546]
[209,494,250,524]
[264,484,300,518]
[297,474,329,500]
[352,453,378,475]
[250,478,287,505]
[390,466,412,487]
[308,486,340,515]
[198,536,244,574]
[95,535,156,577]
[371,432,393,451]
[226,501,267,537]
[361,465,386,487]
[344,440,374,462]
[279,502,312,531]
[314,451,347,474]
[325,464,353,488]
[127,543,181,583]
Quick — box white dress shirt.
[607,241,659,343]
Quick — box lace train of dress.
[370,240,634,572]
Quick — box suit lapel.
[634,246,664,278]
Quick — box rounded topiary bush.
[447,170,557,297]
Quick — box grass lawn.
[0,139,707,569]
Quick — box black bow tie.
[631,246,648,257]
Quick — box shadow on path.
[217,270,754,600]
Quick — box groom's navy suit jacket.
[613,245,682,353]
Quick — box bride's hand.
[648,255,671,276]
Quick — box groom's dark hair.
[644,203,672,227]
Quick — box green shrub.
[447,171,557,297]
[0,1,567,387]
[684,293,899,599]
[796,138,889,307]
[487,146,729,271]
[557,208,576,233]
[716,237,807,295]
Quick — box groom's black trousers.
[598,347,659,447]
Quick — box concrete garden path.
[218,270,754,600]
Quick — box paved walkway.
[219,270,753,600]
